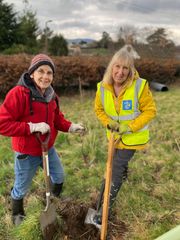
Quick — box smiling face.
[30,65,53,93]
[112,60,130,86]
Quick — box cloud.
[5,0,180,44]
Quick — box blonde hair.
[102,49,135,89]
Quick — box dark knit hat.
[28,54,55,75]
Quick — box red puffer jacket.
[0,85,71,156]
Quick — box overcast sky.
[5,0,180,45]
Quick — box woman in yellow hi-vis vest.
[92,49,157,228]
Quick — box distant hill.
[66,38,96,44]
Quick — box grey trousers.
[97,148,136,216]
[110,148,135,206]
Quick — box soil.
[6,191,127,240]
[53,198,128,240]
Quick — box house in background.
[68,44,81,56]
[67,38,96,56]
[120,44,140,59]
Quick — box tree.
[146,27,175,58]
[49,34,68,56]
[0,0,18,51]
[117,25,137,44]
[37,26,53,53]
[146,28,174,48]
[16,0,40,52]
[98,31,112,48]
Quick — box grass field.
[0,85,179,240]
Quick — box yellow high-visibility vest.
[97,78,149,146]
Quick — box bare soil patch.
[54,198,127,240]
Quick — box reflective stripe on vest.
[98,79,149,146]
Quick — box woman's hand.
[28,122,50,134]
[68,123,85,133]
[107,120,119,132]
[107,120,131,134]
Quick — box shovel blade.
[40,203,58,240]
[84,208,101,230]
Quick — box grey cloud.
[57,20,90,29]
[4,0,180,44]
[159,0,180,10]
[121,0,161,13]
[96,0,180,14]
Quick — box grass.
[0,86,179,239]
[81,47,111,56]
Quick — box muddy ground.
[5,189,128,240]
[52,198,128,240]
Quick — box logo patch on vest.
[122,100,132,110]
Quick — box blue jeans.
[11,147,64,200]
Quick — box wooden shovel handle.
[36,132,50,151]
[36,132,51,208]
[101,131,115,240]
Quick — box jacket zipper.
[46,103,48,123]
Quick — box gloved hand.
[28,122,50,134]
[107,120,119,132]
[107,120,131,134]
[119,123,131,135]
[68,123,85,133]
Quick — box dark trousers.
[110,148,135,206]
[97,148,136,216]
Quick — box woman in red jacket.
[0,54,85,225]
